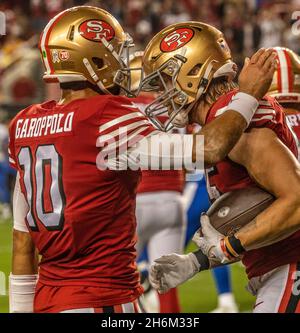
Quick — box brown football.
[207,186,275,236]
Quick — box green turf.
[0,220,12,313]
[178,243,255,312]
[0,221,254,313]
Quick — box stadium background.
[0,0,299,312]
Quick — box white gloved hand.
[149,253,200,294]
[192,214,231,264]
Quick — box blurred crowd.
[0,0,299,108]
[0,0,299,212]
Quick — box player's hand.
[238,48,277,100]
[192,214,232,264]
[149,253,200,294]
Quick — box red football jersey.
[132,94,185,194]
[8,95,156,311]
[285,109,300,152]
[205,90,300,279]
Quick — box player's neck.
[189,99,211,126]
[58,88,100,105]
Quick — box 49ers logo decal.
[160,28,194,52]
[79,19,115,42]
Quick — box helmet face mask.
[112,32,144,95]
[140,21,237,131]
[140,57,189,131]
[39,6,136,96]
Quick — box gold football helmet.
[140,21,237,131]
[39,6,134,94]
[268,47,300,103]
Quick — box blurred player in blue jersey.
[138,170,238,313]
[0,120,15,220]
[183,171,238,313]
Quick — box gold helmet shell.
[268,47,300,103]
[39,6,133,93]
[141,21,237,131]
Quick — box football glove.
[192,214,234,264]
[149,253,200,294]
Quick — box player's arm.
[194,48,276,165]
[149,127,300,293]
[229,127,300,250]
[9,173,38,313]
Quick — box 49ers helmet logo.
[160,28,194,52]
[79,19,115,42]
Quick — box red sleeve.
[97,97,157,154]
[8,119,17,170]
[248,97,277,130]
[207,92,278,132]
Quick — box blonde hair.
[202,77,238,106]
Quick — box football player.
[135,101,185,313]
[128,52,184,313]
[132,51,237,313]
[268,47,300,152]
[146,23,300,313]
[183,150,238,313]
[9,8,276,313]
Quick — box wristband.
[9,273,38,313]
[226,92,259,126]
[224,235,245,258]
[192,250,210,271]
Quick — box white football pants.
[136,191,185,264]
[248,262,300,313]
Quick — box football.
[207,186,275,236]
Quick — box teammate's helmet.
[141,22,237,131]
[39,6,134,94]
[268,47,300,104]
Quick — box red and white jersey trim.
[252,100,276,123]
[8,147,16,166]
[99,111,150,132]
[98,108,155,155]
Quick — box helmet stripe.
[283,49,293,92]
[40,10,69,75]
[276,48,289,94]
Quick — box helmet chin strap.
[83,58,111,95]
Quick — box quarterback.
[9,8,276,313]
[146,24,300,313]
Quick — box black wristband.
[226,235,245,256]
[193,249,210,271]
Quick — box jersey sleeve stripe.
[258,101,272,107]
[251,115,275,122]
[99,125,153,154]
[99,112,149,132]
[98,120,150,143]
[255,108,276,115]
